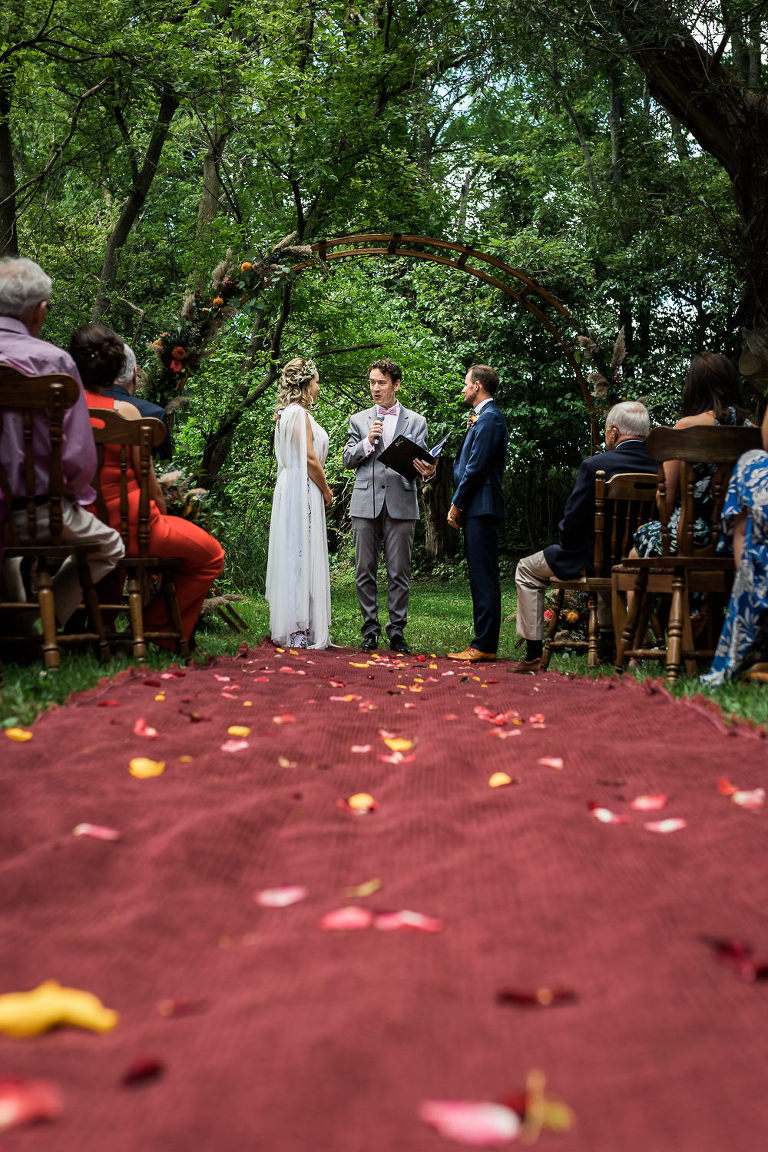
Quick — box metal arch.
[290,232,596,428]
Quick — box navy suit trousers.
[463,514,501,653]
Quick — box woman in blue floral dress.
[701,442,768,685]
[633,353,752,558]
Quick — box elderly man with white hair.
[0,255,124,626]
[510,401,657,673]
[102,342,172,459]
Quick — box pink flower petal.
[419,1100,520,1146]
[320,906,374,931]
[255,885,308,908]
[644,818,687,833]
[732,788,765,810]
[588,802,630,825]
[374,910,443,933]
[0,1076,63,1131]
[133,718,158,738]
[538,757,564,771]
[220,739,249,753]
[272,713,295,724]
[350,744,372,754]
[73,823,121,842]
[630,794,668,811]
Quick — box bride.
[266,358,333,648]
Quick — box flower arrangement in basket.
[544,590,590,643]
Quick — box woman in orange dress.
[70,323,224,645]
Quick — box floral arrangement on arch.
[148,234,318,393]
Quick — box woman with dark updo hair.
[70,322,224,646]
[633,352,753,558]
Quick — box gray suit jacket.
[343,405,428,520]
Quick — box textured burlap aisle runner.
[2,643,767,1151]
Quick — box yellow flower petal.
[347,792,376,811]
[227,725,251,738]
[5,727,33,742]
[129,757,166,778]
[382,737,413,752]
[489,771,512,788]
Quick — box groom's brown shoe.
[508,657,541,674]
[446,647,497,662]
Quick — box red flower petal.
[418,1100,521,1146]
[97,699,121,707]
[320,906,374,931]
[495,987,577,1007]
[374,909,443,932]
[157,998,208,1017]
[272,713,296,724]
[717,776,737,796]
[121,1057,164,1086]
[0,1076,63,1131]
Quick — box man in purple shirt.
[0,256,124,625]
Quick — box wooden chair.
[540,470,658,670]
[613,425,762,682]
[0,367,108,670]
[88,407,189,662]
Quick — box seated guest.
[102,343,173,459]
[0,256,124,625]
[633,353,752,559]
[69,322,225,646]
[702,403,768,684]
[512,401,656,673]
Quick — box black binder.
[378,434,449,480]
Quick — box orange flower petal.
[5,727,33,742]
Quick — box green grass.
[2,573,767,730]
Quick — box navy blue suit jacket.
[451,401,508,519]
[543,439,657,579]
[103,384,173,460]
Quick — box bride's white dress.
[265,403,331,648]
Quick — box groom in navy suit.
[446,365,508,662]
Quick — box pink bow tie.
[377,405,398,417]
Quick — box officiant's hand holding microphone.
[368,417,383,446]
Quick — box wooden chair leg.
[665,571,686,683]
[617,570,646,672]
[611,575,629,671]
[162,573,189,659]
[587,592,600,670]
[540,587,564,672]
[77,555,110,663]
[126,573,148,662]
[36,565,60,671]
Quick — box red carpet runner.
[2,642,767,1151]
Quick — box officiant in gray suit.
[342,358,435,654]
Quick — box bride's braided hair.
[274,357,318,419]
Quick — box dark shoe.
[361,635,378,652]
[389,635,411,655]
[508,657,541,674]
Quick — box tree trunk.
[421,457,455,563]
[92,85,179,321]
[0,76,18,256]
[609,2,768,328]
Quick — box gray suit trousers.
[352,509,415,639]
